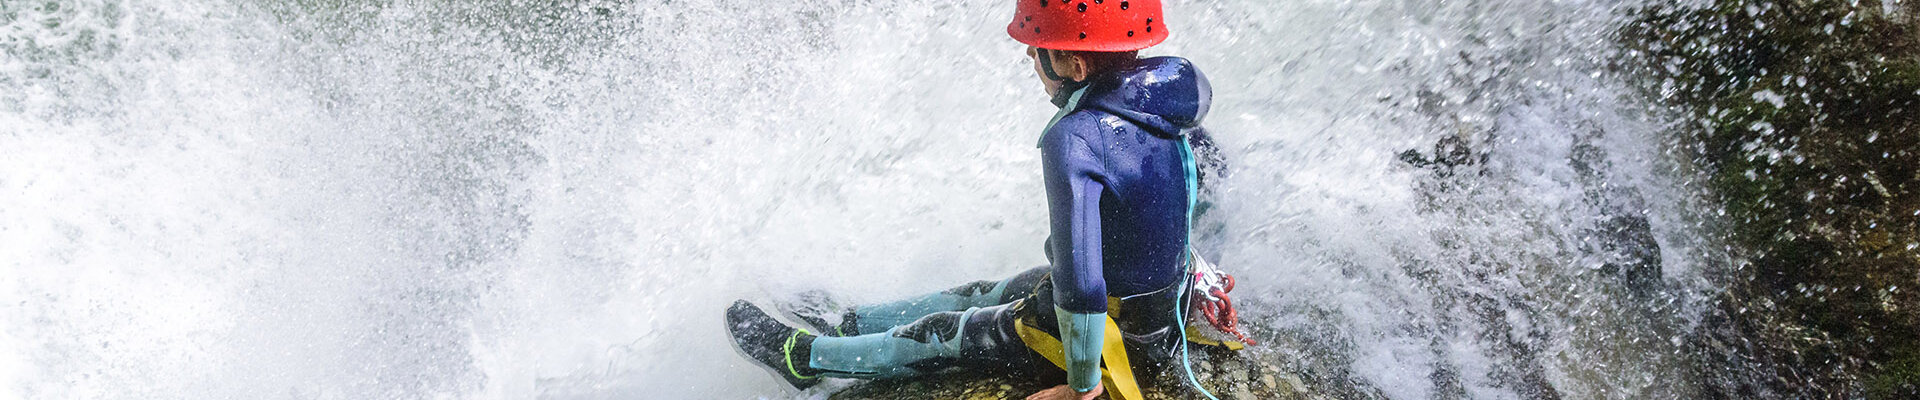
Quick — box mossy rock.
[1622,0,1920,396]
[826,346,1321,400]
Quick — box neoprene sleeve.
[1041,113,1110,392]
[1055,307,1106,392]
[1041,114,1109,315]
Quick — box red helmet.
[1007,0,1167,52]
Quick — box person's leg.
[807,301,1038,378]
[727,299,1040,388]
[795,266,1048,336]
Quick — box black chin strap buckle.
[1038,48,1087,108]
[1037,48,1068,82]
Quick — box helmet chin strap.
[1038,49,1089,108]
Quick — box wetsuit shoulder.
[1043,109,1119,153]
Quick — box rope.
[1175,134,1222,400]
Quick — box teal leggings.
[806,267,1050,379]
[845,267,1049,334]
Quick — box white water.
[1,0,1730,398]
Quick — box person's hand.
[1026,384,1103,400]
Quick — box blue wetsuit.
[1046,56,1213,308]
[1043,56,1212,391]
[803,57,1215,389]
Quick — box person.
[725,1,1241,399]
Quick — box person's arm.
[1040,115,1109,394]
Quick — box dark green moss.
[1622,0,1919,396]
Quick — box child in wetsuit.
[726,1,1236,399]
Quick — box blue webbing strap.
[1174,133,1222,400]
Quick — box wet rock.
[1624,0,1920,397]
[1397,133,1488,179]
[1283,374,1308,393]
[828,345,1318,400]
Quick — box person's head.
[1025,47,1139,99]
[1007,0,1168,104]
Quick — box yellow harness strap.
[1012,290,1248,398]
[1014,312,1143,400]
[1184,326,1248,350]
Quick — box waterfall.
[2,0,1733,398]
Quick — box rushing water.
[3,0,1738,398]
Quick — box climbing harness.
[1014,300,1146,400]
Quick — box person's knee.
[957,304,1037,372]
[890,311,964,343]
[997,266,1051,303]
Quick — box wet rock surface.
[826,345,1326,400]
[1623,0,1920,397]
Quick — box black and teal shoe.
[726,300,823,390]
[774,290,859,337]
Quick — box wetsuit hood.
[1081,56,1212,138]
